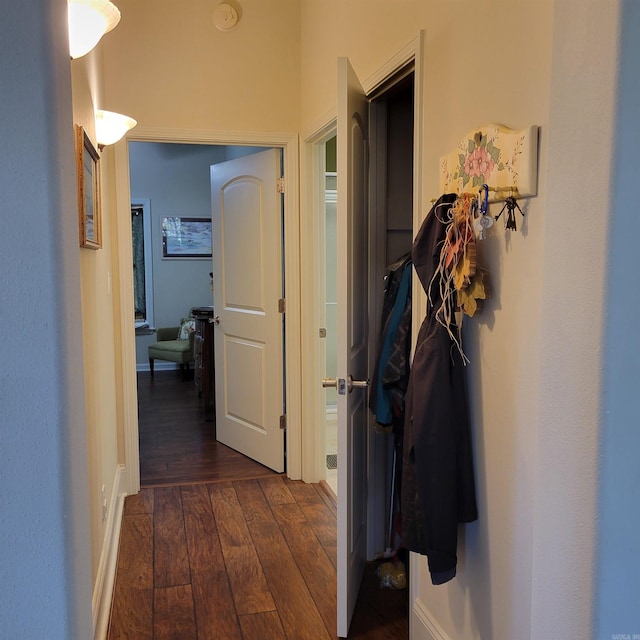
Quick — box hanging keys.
[495,195,524,231]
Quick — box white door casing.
[210,149,285,473]
[336,57,369,638]
[114,127,301,496]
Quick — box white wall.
[0,0,92,637]
[530,4,619,639]
[595,0,640,635]
[415,6,553,638]
[71,49,125,594]
[102,0,301,133]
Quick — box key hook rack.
[439,123,539,203]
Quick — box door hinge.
[278,298,286,313]
[279,414,287,430]
[277,177,285,193]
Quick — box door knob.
[322,376,368,395]
[347,375,369,393]
[213,315,220,325]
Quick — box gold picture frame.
[75,125,102,249]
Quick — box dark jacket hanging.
[401,193,478,585]
[369,252,413,432]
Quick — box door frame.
[114,127,301,494]
[300,31,425,501]
[301,116,337,483]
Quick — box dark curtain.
[131,207,146,319]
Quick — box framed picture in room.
[161,216,212,259]
[75,125,102,249]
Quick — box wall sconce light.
[68,0,121,59]
[95,109,137,148]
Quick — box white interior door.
[210,149,284,473]
[336,57,369,638]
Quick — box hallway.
[107,370,408,638]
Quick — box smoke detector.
[213,3,238,31]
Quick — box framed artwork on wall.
[161,216,212,259]
[75,125,102,249]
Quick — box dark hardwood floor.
[107,369,408,638]
[137,370,278,487]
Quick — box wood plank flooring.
[137,371,278,486]
[107,369,408,638]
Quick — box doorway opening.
[115,130,302,494]
[128,142,285,485]
[367,68,415,562]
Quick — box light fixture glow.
[95,110,137,147]
[68,0,121,59]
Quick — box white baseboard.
[412,596,451,640]
[92,464,127,640]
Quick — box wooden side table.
[193,309,215,423]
